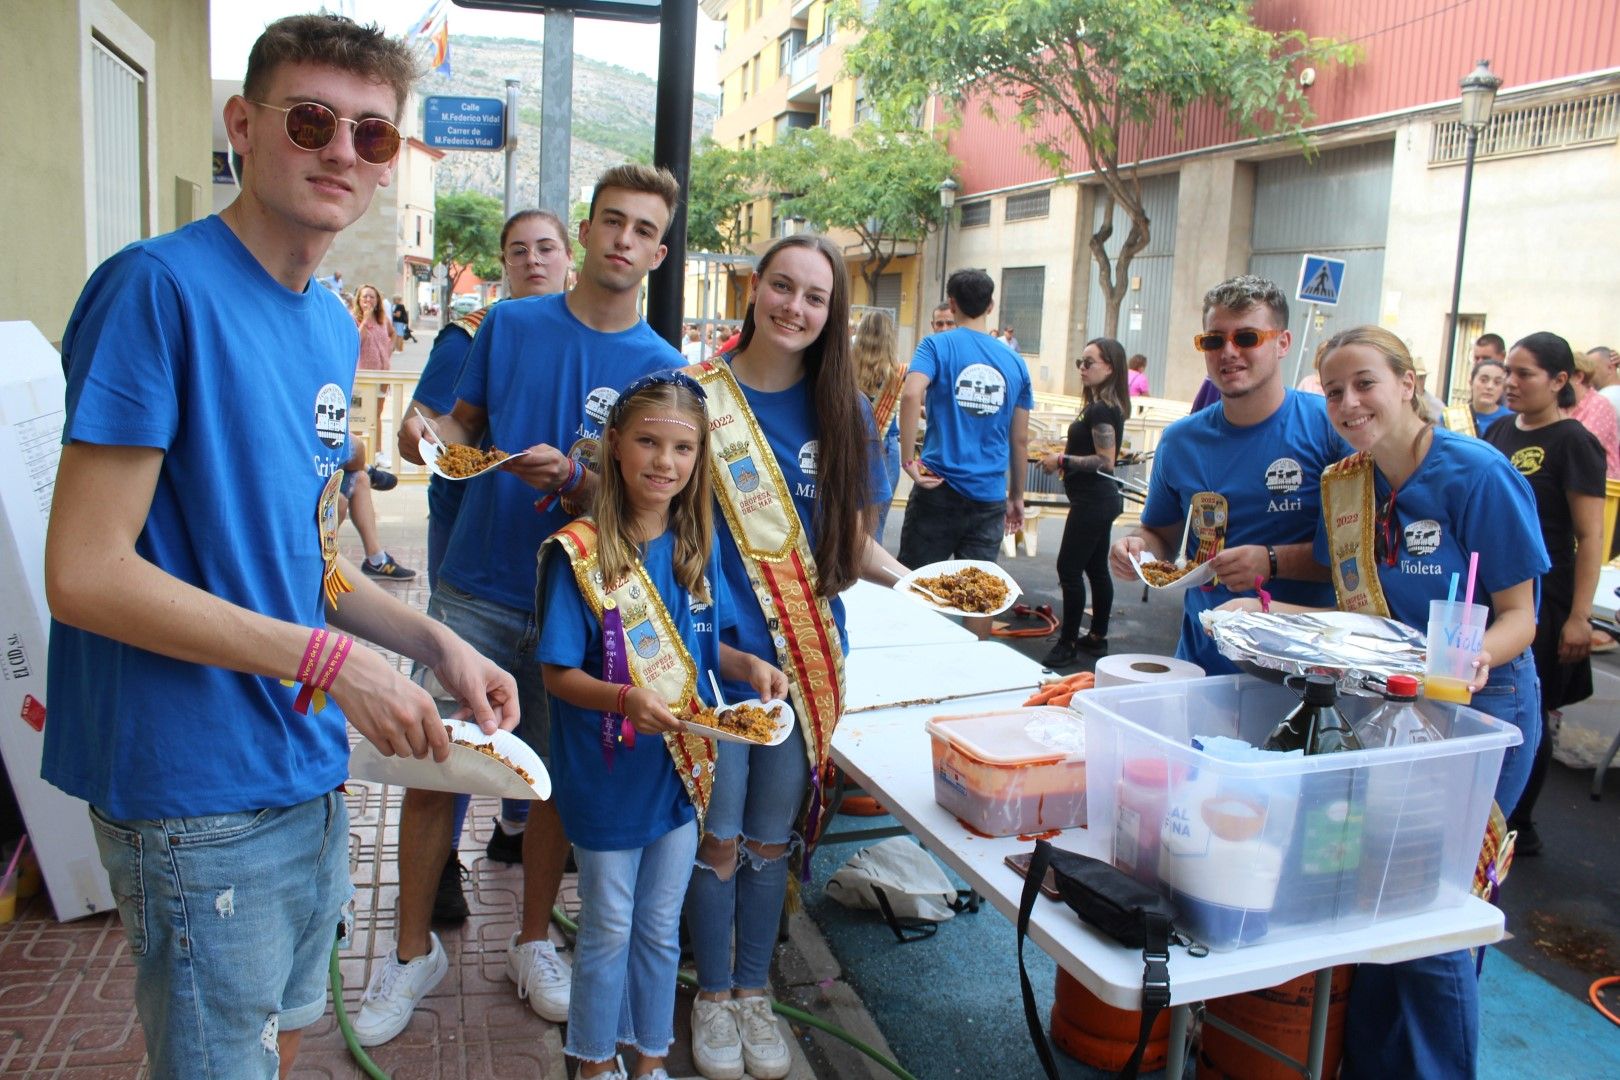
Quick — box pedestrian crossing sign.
[1296,255,1346,306]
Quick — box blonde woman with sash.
[684,234,904,1080]
[854,309,904,541]
[537,372,786,1080]
[1229,325,1545,1078]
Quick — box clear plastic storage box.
[925,707,1088,837]
[1077,675,1519,951]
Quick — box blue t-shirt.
[439,294,682,611]
[1143,390,1350,675]
[536,532,729,850]
[910,329,1034,502]
[714,370,893,703]
[45,216,356,819]
[416,319,476,525]
[1473,405,1513,436]
[1312,428,1549,631]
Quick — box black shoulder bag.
[1016,839,1179,1080]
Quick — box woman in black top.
[1484,331,1606,854]
[1039,337,1129,667]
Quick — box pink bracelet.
[315,635,354,692]
[295,629,329,686]
[615,683,632,715]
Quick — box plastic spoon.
[1174,502,1196,568]
[883,565,951,607]
[412,405,447,451]
[707,671,729,712]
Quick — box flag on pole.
[409,0,451,76]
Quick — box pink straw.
[2,833,27,887]
[1463,551,1480,608]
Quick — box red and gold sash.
[1319,453,1391,617]
[685,360,846,832]
[450,304,493,338]
[541,519,717,824]
[870,363,909,436]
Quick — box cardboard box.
[0,322,114,920]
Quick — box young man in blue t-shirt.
[364,165,684,1046]
[897,269,1033,636]
[43,17,518,1077]
[1109,276,1348,674]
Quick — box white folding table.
[842,580,978,652]
[830,683,1506,1078]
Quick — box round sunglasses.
[247,100,401,166]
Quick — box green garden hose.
[330,907,918,1080]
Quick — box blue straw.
[1447,572,1459,604]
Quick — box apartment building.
[936,0,1620,399]
[701,0,922,341]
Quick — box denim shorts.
[898,480,1007,567]
[90,792,353,1078]
[422,581,551,757]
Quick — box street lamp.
[1440,59,1502,402]
[937,178,959,303]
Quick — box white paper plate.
[685,698,796,747]
[418,438,529,481]
[895,559,1022,618]
[1129,551,1218,592]
[349,718,550,799]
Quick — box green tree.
[759,124,957,301]
[686,137,759,255]
[842,0,1359,337]
[435,190,504,294]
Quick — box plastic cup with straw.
[1424,553,1486,704]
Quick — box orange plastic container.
[925,707,1087,837]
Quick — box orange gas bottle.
[1051,967,1170,1072]
[1198,966,1353,1080]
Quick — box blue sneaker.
[361,553,416,580]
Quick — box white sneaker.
[735,995,791,1079]
[505,933,570,1022]
[690,998,745,1080]
[351,933,448,1047]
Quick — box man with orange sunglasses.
[1108,275,1350,674]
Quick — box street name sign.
[423,96,506,151]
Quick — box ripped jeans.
[89,792,353,1079]
[686,723,808,992]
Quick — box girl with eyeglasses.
[1039,338,1129,666]
[1226,325,1545,1078]
[1483,331,1606,857]
[396,209,572,919]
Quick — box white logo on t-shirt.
[797,440,819,477]
[314,383,348,449]
[1404,519,1442,557]
[584,386,619,426]
[954,363,1007,416]
[1263,457,1303,494]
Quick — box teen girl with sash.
[537,372,786,1080]
[1483,332,1606,856]
[683,234,904,1080]
[1232,326,1546,1077]
[854,309,903,541]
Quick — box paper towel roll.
[1094,653,1205,688]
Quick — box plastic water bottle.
[1271,676,1366,925]
[1355,674,1448,914]
[1354,674,1445,747]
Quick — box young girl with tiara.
[535,371,787,1080]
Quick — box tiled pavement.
[0,534,721,1079]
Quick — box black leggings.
[1054,498,1120,640]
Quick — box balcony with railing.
[785,40,824,105]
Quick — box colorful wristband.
[295,629,329,686]
[315,635,354,692]
[615,682,632,716]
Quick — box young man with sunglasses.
[368,164,686,1048]
[1108,275,1349,673]
[43,15,518,1078]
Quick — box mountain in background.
[424,35,720,207]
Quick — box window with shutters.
[91,36,147,265]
